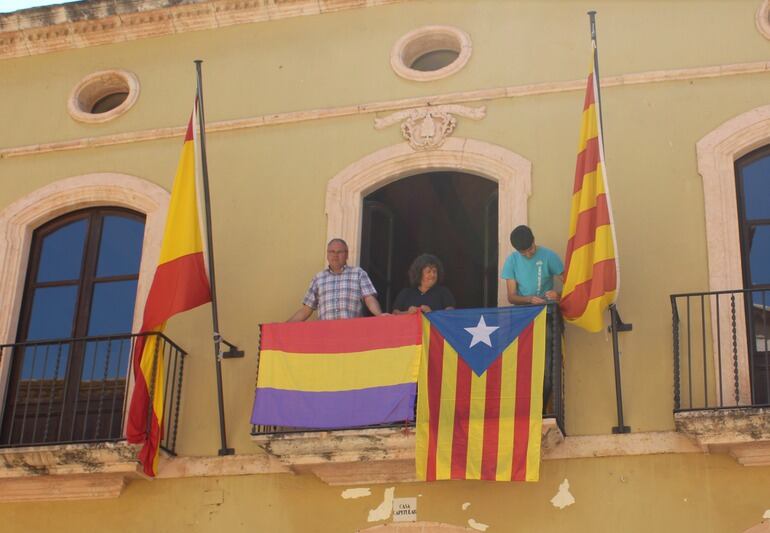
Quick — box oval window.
[68,70,139,123]
[391,26,471,81]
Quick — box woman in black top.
[392,254,456,314]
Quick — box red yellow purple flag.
[252,314,421,428]
[126,101,211,477]
[560,49,619,333]
[416,307,546,482]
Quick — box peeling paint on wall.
[468,518,489,531]
[764,510,770,519]
[367,487,394,522]
[341,488,371,499]
[462,502,471,510]
[550,478,575,509]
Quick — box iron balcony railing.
[0,332,187,454]
[671,288,770,412]
[252,304,565,437]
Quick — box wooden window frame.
[2,208,145,445]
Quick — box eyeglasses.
[327,250,348,255]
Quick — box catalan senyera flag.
[416,306,547,482]
[251,314,422,428]
[126,102,211,477]
[560,50,619,333]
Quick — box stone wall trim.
[0,0,404,60]
[2,60,769,160]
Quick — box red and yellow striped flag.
[416,307,546,482]
[126,102,211,477]
[560,53,619,333]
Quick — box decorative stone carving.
[374,105,486,151]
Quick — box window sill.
[0,441,143,502]
[675,407,770,465]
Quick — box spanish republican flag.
[252,314,421,429]
[126,102,211,477]
[416,307,546,482]
[560,50,619,333]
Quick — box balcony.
[0,332,187,501]
[251,308,565,485]
[671,288,770,465]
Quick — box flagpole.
[588,11,605,146]
[587,11,633,434]
[195,60,244,456]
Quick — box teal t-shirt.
[501,246,564,297]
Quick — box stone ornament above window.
[374,104,486,150]
[68,69,140,124]
[390,25,472,82]
[757,0,770,40]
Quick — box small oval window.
[391,26,471,82]
[410,49,461,72]
[68,70,139,123]
[90,92,129,114]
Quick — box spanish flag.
[416,307,546,482]
[560,49,619,333]
[126,102,211,477]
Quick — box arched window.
[734,147,770,403]
[1,208,145,445]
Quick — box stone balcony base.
[675,407,770,466]
[252,419,564,485]
[0,442,142,502]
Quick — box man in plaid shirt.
[288,238,385,321]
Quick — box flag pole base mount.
[218,447,235,456]
[221,338,244,359]
[612,426,631,434]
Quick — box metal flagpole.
[195,60,244,456]
[587,12,633,434]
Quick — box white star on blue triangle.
[464,316,499,348]
[426,306,546,376]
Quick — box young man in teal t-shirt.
[501,225,564,405]
[502,225,564,304]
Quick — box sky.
[0,1,81,13]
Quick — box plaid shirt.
[302,265,377,320]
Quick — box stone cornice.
[0,0,403,60]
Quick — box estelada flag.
[126,101,211,477]
[560,49,619,332]
[416,306,547,482]
[251,314,421,429]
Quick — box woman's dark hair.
[408,254,445,287]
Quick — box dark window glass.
[21,345,69,380]
[735,147,770,404]
[87,280,138,335]
[96,216,144,277]
[25,286,78,341]
[753,289,770,309]
[36,219,87,283]
[81,339,131,382]
[737,148,770,290]
[741,156,770,220]
[90,92,128,114]
[749,226,770,286]
[410,49,460,72]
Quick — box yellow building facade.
[1,0,770,531]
